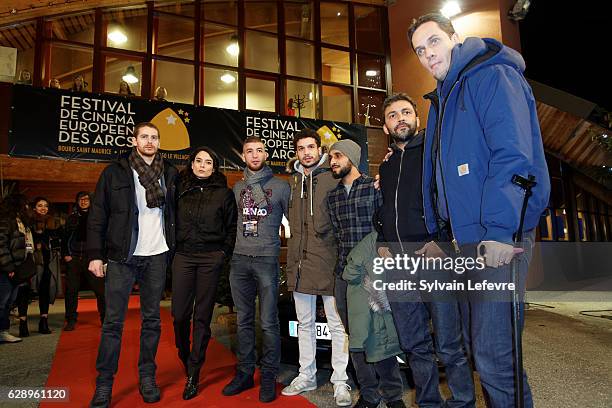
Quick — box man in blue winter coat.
[408,13,550,408]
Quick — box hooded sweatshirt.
[422,37,550,246]
[377,129,428,250]
[233,165,290,257]
[286,154,338,295]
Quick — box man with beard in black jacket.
[377,93,475,407]
[87,122,177,408]
[63,191,105,331]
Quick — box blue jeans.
[460,233,535,408]
[0,273,20,332]
[95,253,167,388]
[229,254,280,376]
[389,300,442,408]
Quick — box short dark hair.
[293,128,321,151]
[382,93,419,118]
[243,136,265,149]
[133,122,160,138]
[407,13,456,51]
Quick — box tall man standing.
[327,139,404,408]
[282,129,351,406]
[88,122,177,408]
[222,137,290,403]
[408,13,550,407]
[378,93,475,407]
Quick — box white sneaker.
[333,383,352,406]
[281,376,317,396]
[0,331,22,343]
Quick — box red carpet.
[42,297,315,407]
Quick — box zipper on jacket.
[394,149,405,254]
[434,81,461,254]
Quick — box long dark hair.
[0,193,29,219]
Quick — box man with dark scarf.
[63,191,105,331]
[222,136,290,403]
[87,122,177,408]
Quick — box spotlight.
[508,0,531,21]
[440,1,461,18]
[365,70,378,77]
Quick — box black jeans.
[95,253,167,388]
[171,251,225,374]
[229,254,280,377]
[335,277,404,404]
[65,255,106,323]
[17,267,50,317]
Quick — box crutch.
[510,174,537,408]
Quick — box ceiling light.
[220,73,236,84]
[122,66,139,84]
[308,91,313,100]
[226,43,239,56]
[108,29,127,44]
[440,1,462,18]
[337,12,341,17]
[365,70,378,77]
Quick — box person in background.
[70,75,88,92]
[282,129,351,406]
[172,147,237,400]
[49,78,61,89]
[0,194,36,344]
[222,137,290,403]
[326,140,404,408]
[63,192,105,331]
[17,69,32,85]
[16,197,62,336]
[154,86,167,102]
[119,80,135,97]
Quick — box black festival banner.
[9,85,368,173]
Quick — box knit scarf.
[128,149,165,208]
[244,165,273,206]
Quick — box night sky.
[519,1,611,111]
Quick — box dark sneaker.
[353,396,380,408]
[259,372,277,403]
[386,399,407,408]
[222,371,254,396]
[64,321,76,331]
[139,378,161,403]
[90,386,112,408]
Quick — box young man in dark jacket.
[409,13,550,407]
[87,122,177,408]
[222,137,290,403]
[282,129,351,406]
[63,191,105,331]
[377,93,474,407]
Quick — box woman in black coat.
[0,194,36,343]
[172,147,237,400]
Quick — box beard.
[332,163,352,179]
[389,122,417,144]
[299,154,321,169]
[247,161,265,172]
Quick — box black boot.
[38,316,52,334]
[19,319,29,337]
[222,371,254,396]
[182,370,199,400]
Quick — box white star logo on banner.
[166,114,177,125]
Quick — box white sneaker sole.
[281,384,317,396]
[335,398,352,407]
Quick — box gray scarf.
[244,165,273,206]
